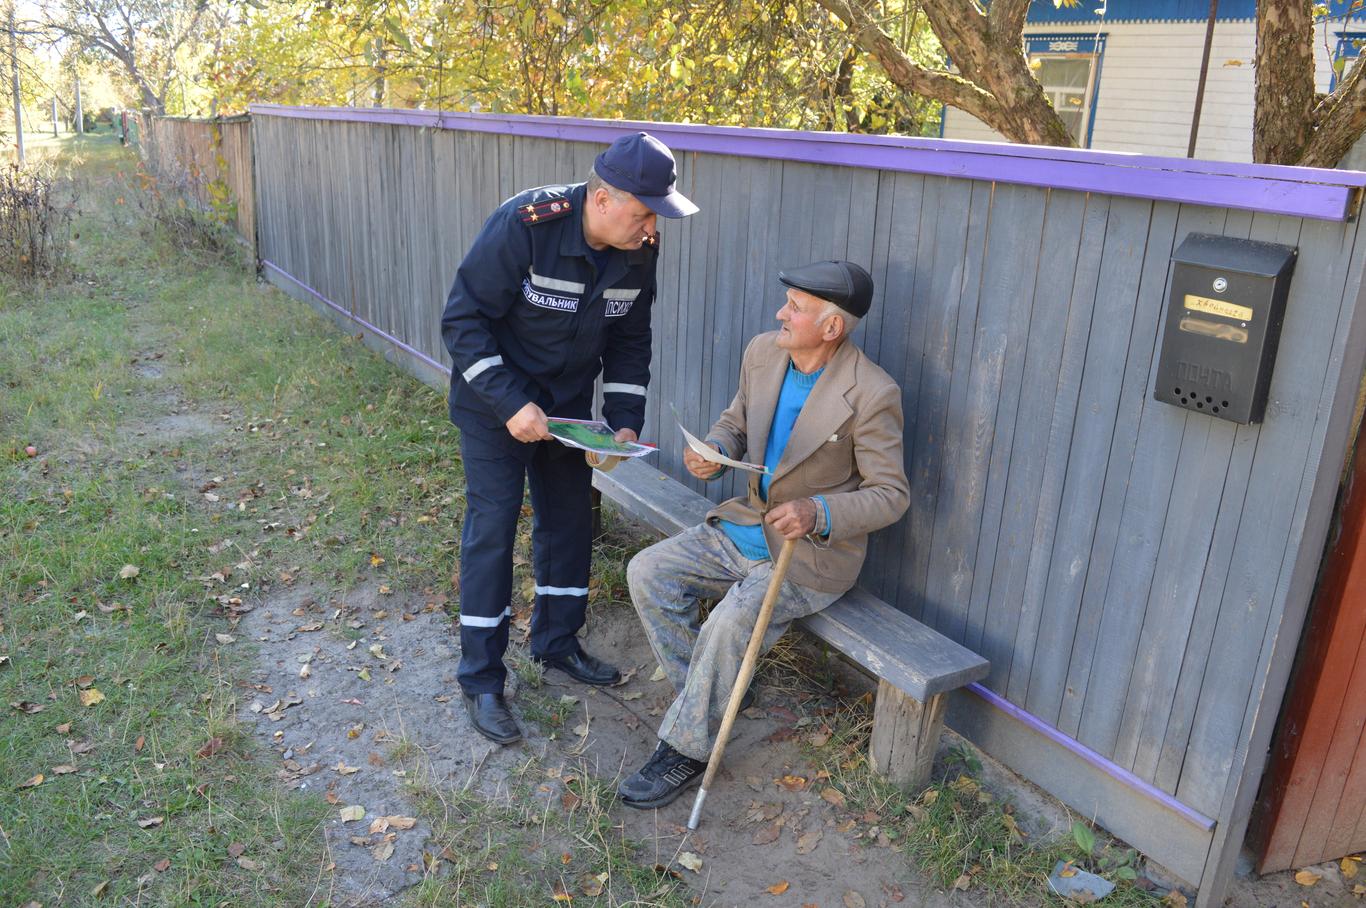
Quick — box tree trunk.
[813,0,1074,147]
[1253,0,1315,163]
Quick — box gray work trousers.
[626,522,840,761]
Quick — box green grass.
[0,134,466,906]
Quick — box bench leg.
[868,680,946,792]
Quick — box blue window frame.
[1332,31,1366,91]
[1025,34,1108,147]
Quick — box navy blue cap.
[778,260,875,318]
[594,132,698,219]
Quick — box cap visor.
[637,189,699,218]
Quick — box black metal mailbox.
[1153,233,1297,424]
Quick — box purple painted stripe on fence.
[261,260,452,378]
[248,103,1364,221]
[250,102,1366,187]
[965,682,1216,831]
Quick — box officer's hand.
[613,427,638,444]
[766,498,817,540]
[506,402,552,443]
[683,447,724,480]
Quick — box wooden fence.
[136,114,255,244]
[243,105,1366,905]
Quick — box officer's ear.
[590,186,613,213]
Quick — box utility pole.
[8,2,23,164]
[74,76,82,135]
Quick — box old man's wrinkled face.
[776,287,839,351]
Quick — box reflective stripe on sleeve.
[462,355,503,383]
[602,287,642,301]
[602,383,647,396]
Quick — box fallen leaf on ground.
[1295,869,1322,887]
[1344,856,1360,879]
[561,791,581,810]
[335,761,360,775]
[776,775,807,792]
[678,851,703,872]
[17,773,43,789]
[820,787,846,808]
[1162,891,1188,907]
[227,842,246,858]
[766,880,790,895]
[134,735,145,752]
[196,737,225,758]
[752,822,782,845]
[91,880,110,897]
[51,764,77,775]
[340,805,365,822]
[953,873,971,890]
[580,871,608,896]
[843,892,866,908]
[119,564,140,579]
[649,665,667,682]
[78,689,105,707]
[796,829,823,854]
[154,858,171,872]
[74,675,95,688]
[55,722,71,734]
[236,856,261,871]
[371,840,395,862]
[385,816,416,830]
[552,879,573,901]
[11,701,44,714]
[137,816,164,829]
[215,634,235,645]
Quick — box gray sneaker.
[618,741,707,809]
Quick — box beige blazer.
[704,331,910,594]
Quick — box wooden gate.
[1253,406,1366,871]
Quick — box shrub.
[0,163,75,278]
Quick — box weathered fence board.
[137,114,255,245]
[247,107,1366,906]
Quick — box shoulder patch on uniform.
[518,197,573,225]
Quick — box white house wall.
[943,19,1342,162]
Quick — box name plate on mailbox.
[1153,233,1297,424]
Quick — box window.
[1331,32,1366,91]
[1025,35,1107,147]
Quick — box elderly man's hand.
[683,446,724,480]
[766,498,817,540]
[613,427,638,444]
[505,402,552,443]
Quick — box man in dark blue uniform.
[442,132,698,745]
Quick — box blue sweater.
[720,363,830,560]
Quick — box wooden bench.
[593,458,990,791]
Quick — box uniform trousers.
[457,423,593,695]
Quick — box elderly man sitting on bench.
[619,259,910,809]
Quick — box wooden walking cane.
[687,536,799,830]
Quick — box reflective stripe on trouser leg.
[456,425,528,695]
[526,438,593,660]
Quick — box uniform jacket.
[705,331,910,594]
[441,182,656,434]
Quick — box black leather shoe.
[536,648,621,686]
[463,692,522,745]
[618,741,707,809]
